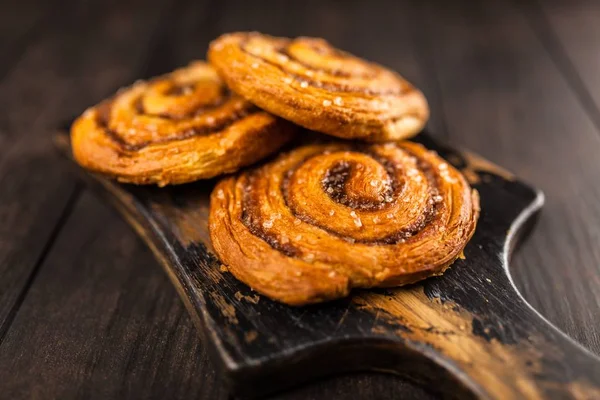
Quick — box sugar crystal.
[304,253,315,262]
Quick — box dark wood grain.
[419,0,600,354]
[525,0,600,135]
[1,0,600,399]
[0,0,172,340]
[0,192,226,400]
[0,0,58,80]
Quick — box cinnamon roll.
[209,141,479,305]
[208,32,429,142]
[71,61,295,186]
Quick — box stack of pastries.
[71,32,480,306]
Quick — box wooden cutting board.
[55,129,600,400]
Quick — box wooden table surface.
[1,0,599,398]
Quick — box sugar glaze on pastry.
[209,141,479,305]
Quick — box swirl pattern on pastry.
[71,61,295,186]
[209,141,479,305]
[208,32,429,142]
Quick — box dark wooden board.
[55,129,600,399]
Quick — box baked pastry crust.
[71,61,295,186]
[208,32,429,142]
[209,141,479,305]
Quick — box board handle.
[347,202,600,400]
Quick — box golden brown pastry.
[208,32,429,142]
[71,61,295,186]
[209,141,479,305]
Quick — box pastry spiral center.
[142,78,226,119]
[274,145,438,242]
[320,155,394,209]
